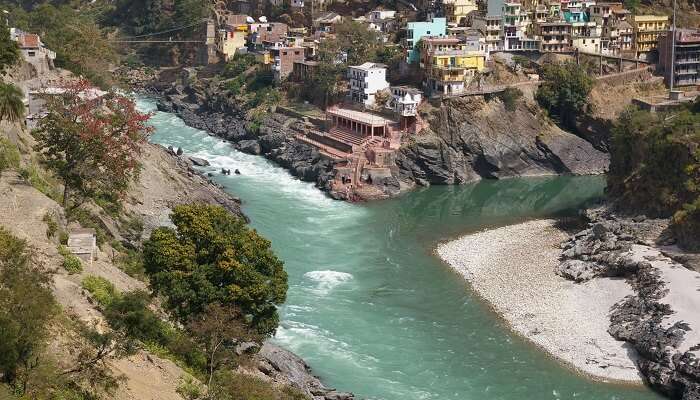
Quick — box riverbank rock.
[255,344,355,400]
[397,96,609,186]
[557,207,700,399]
[188,156,210,167]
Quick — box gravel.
[436,219,644,383]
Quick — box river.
[139,97,661,400]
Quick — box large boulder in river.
[188,156,210,167]
[237,139,262,155]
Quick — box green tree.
[0,27,20,71]
[33,79,152,209]
[608,106,700,249]
[0,227,56,394]
[143,204,288,335]
[0,83,24,124]
[535,62,593,129]
[333,20,381,66]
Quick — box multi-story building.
[270,46,305,82]
[405,17,448,63]
[659,28,700,87]
[217,22,249,61]
[602,19,633,55]
[442,0,479,25]
[420,36,486,95]
[538,21,572,52]
[473,14,504,51]
[632,14,669,58]
[502,0,539,51]
[348,63,390,106]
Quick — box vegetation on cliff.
[8,2,118,87]
[143,203,288,336]
[33,79,153,209]
[535,62,593,130]
[608,101,700,249]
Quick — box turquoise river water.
[139,97,662,400]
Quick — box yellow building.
[632,15,669,57]
[442,0,478,25]
[217,23,249,61]
[420,36,486,95]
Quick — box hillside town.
[1,1,700,400]
[183,0,697,198]
[11,0,699,200]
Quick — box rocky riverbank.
[438,208,700,398]
[145,66,609,202]
[437,219,643,382]
[556,208,700,400]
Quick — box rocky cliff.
[397,96,609,186]
[150,68,608,200]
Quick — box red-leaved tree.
[33,79,153,209]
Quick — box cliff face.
[397,96,610,186]
[152,70,608,200]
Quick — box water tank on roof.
[259,16,268,23]
[246,16,255,23]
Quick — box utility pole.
[670,0,676,92]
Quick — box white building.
[387,86,422,116]
[10,28,55,75]
[348,62,390,106]
[291,0,304,8]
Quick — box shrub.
[18,163,62,202]
[535,62,593,129]
[0,137,20,174]
[81,275,117,307]
[42,212,59,239]
[61,253,83,275]
[103,290,169,344]
[211,371,307,400]
[498,87,523,112]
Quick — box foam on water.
[303,270,354,295]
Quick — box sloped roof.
[18,34,39,48]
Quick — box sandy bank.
[436,219,644,383]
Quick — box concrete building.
[387,86,422,116]
[538,21,572,52]
[659,28,700,87]
[348,62,390,106]
[11,29,55,74]
[217,23,248,61]
[472,14,503,51]
[314,12,343,32]
[405,17,447,63]
[420,36,486,95]
[291,60,319,81]
[270,46,305,81]
[442,0,479,25]
[632,15,669,58]
[368,8,398,34]
[502,0,539,51]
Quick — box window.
[427,31,431,34]
[283,51,288,55]
[27,51,36,57]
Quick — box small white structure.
[347,62,389,107]
[67,228,97,264]
[387,86,422,116]
[291,0,304,8]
